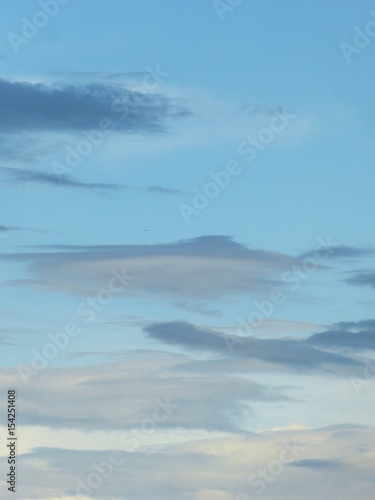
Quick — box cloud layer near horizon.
[1,425,374,499]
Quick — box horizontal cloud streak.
[290,458,344,469]
[2,236,304,298]
[0,78,191,134]
[300,245,373,260]
[0,167,183,195]
[144,321,360,372]
[0,224,23,232]
[0,167,127,192]
[345,271,375,288]
[145,185,183,195]
[307,320,375,350]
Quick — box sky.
[0,1,375,499]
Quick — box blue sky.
[0,1,375,499]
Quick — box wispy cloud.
[0,167,183,195]
[0,224,23,232]
[0,78,191,134]
[0,166,127,192]
[300,245,373,260]
[145,185,183,195]
[0,335,19,346]
[307,319,375,350]
[345,270,375,288]
[290,458,344,469]
[173,300,223,317]
[144,321,360,373]
[2,424,374,499]
[0,223,51,234]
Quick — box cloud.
[145,185,183,195]
[336,319,375,330]
[173,300,223,318]
[300,245,373,260]
[0,224,51,236]
[0,167,183,195]
[0,134,56,162]
[1,236,303,298]
[144,321,359,373]
[0,78,192,163]
[307,320,375,350]
[0,224,22,232]
[290,458,344,469]
[0,78,191,135]
[3,425,375,499]
[2,357,287,433]
[345,271,375,288]
[0,166,127,192]
[48,70,148,80]
[0,335,19,346]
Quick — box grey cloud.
[0,166,127,192]
[1,358,287,433]
[290,458,344,469]
[0,224,22,232]
[10,235,296,261]
[336,319,375,330]
[307,320,375,350]
[300,245,373,260]
[2,236,302,298]
[0,167,183,195]
[0,78,191,134]
[144,321,359,372]
[0,224,52,237]
[345,271,375,288]
[145,185,183,195]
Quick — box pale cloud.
[3,235,306,299]
[2,356,288,433]
[2,425,373,499]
